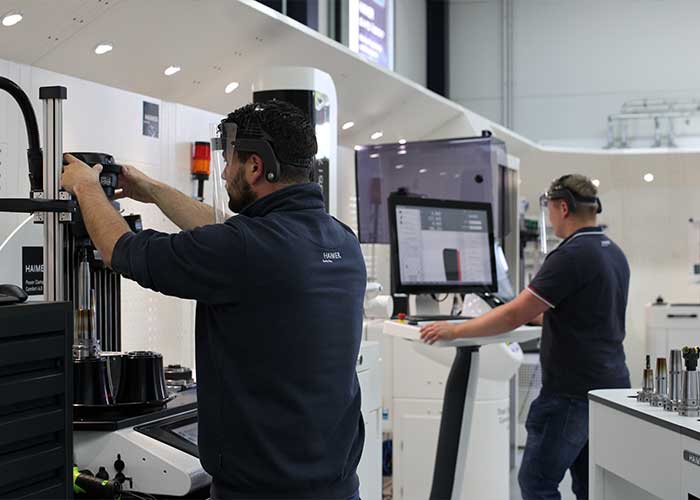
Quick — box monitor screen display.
[389,196,497,294]
[355,136,503,244]
[348,0,394,69]
[171,422,198,445]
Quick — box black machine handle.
[65,153,123,198]
[98,163,122,198]
[0,76,43,191]
[667,314,698,319]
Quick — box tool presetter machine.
[0,77,210,497]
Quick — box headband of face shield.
[215,116,314,183]
[540,176,602,214]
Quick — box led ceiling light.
[354,145,363,151]
[370,131,383,140]
[419,168,427,174]
[592,179,601,187]
[395,164,404,170]
[398,139,407,145]
[644,173,655,183]
[2,12,22,27]
[164,66,181,76]
[370,153,379,159]
[94,43,113,55]
[342,121,355,130]
[225,81,240,94]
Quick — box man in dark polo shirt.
[420,174,630,500]
[61,101,366,500]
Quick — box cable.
[450,294,464,316]
[0,213,34,255]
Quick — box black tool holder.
[0,78,139,352]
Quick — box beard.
[227,166,258,213]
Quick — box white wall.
[449,0,503,124]
[450,0,700,147]
[395,0,427,87]
[0,58,223,371]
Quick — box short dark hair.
[225,100,318,184]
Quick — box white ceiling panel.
[0,0,465,146]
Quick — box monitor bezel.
[388,194,498,295]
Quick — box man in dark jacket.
[62,101,367,500]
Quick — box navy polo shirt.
[527,226,631,398]
[111,183,367,499]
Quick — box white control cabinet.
[390,331,526,500]
[392,336,452,500]
[645,303,700,361]
[357,341,383,500]
[590,388,700,500]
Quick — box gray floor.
[382,449,577,500]
[510,448,576,500]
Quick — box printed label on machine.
[142,101,159,138]
[22,246,43,295]
[684,450,700,467]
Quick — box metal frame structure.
[606,97,700,148]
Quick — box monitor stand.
[382,322,542,499]
[412,294,442,317]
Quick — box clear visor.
[539,192,551,254]
[210,121,238,223]
[539,192,554,209]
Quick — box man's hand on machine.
[420,322,460,344]
[114,164,160,204]
[61,154,102,195]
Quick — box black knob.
[96,466,109,480]
[114,454,125,472]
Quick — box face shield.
[538,185,603,253]
[210,121,238,223]
[538,193,552,254]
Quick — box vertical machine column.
[252,66,338,216]
[39,86,68,302]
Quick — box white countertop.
[383,319,541,348]
[589,388,700,439]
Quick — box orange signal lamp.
[191,141,211,201]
